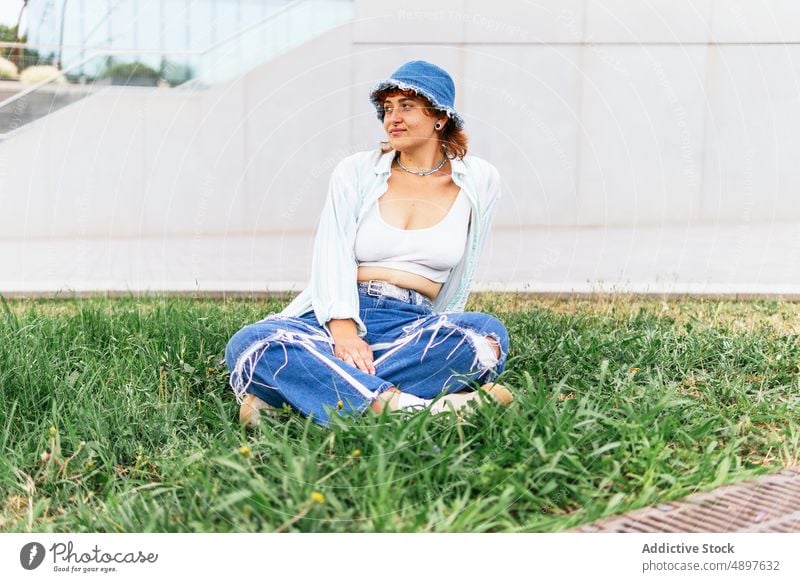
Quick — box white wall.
[2,0,799,240]
[353,0,800,229]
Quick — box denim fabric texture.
[226,283,510,427]
[368,59,466,129]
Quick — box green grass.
[0,293,798,532]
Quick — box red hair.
[375,88,468,160]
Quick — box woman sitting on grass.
[225,59,513,427]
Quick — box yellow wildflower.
[239,446,251,458]
[310,491,325,504]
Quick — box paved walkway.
[572,467,800,532]
[3,222,800,297]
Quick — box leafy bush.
[101,61,160,86]
[0,56,18,80]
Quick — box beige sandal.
[239,393,280,427]
[480,382,514,406]
[430,383,515,415]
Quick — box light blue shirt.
[277,148,503,339]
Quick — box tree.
[0,24,17,42]
[0,24,43,72]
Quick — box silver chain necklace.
[395,152,447,176]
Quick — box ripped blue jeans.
[224,285,510,427]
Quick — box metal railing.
[0,48,201,140]
[0,0,352,137]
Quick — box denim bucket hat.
[368,60,465,130]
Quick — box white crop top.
[354,189,472,283]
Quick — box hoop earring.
[434,122,442,130]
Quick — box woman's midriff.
[356,266,442,301]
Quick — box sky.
[1,1,25,28]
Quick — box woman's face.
[382,92,443,150]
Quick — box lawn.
[0,293,798,532]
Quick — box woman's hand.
[332,334,376,375]
[327,318,376,375]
